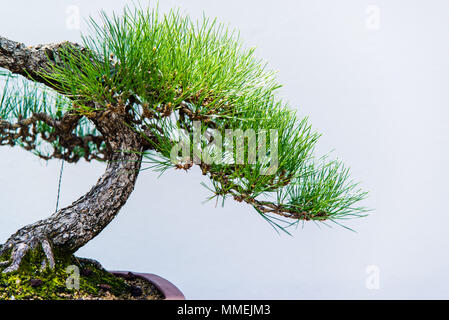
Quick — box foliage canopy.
[0,6,368,233]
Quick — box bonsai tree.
[0,7,367,274]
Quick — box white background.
[1,0,449,299]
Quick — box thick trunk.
[0,112,143,272]
[0,36,146,272]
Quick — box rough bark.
[0,35,81,88]
[0,111,143,272]
[0,36,110,162]
[0,36,149,273]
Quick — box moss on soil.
[0,252,163,300]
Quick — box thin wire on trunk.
[55,159,64,213]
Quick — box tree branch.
[0,112,108,163]
[0,36,83,88]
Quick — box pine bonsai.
[0,7,367,275]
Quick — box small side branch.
[0,112,108,163]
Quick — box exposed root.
[0,238,56,273]
[41,239,55,270]
[0,260,9,267]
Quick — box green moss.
[0,254,129,300]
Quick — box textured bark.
[0,36,111,162]
[0,36,147,272]
[0,111,143,272]
[0,35,81,88]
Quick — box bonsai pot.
[111,271,185,300]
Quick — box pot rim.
[110,271,185,300]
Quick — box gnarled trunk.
[0,112,143,272]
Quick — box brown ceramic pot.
[110,271,185,300]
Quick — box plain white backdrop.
[1,0,449,299]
